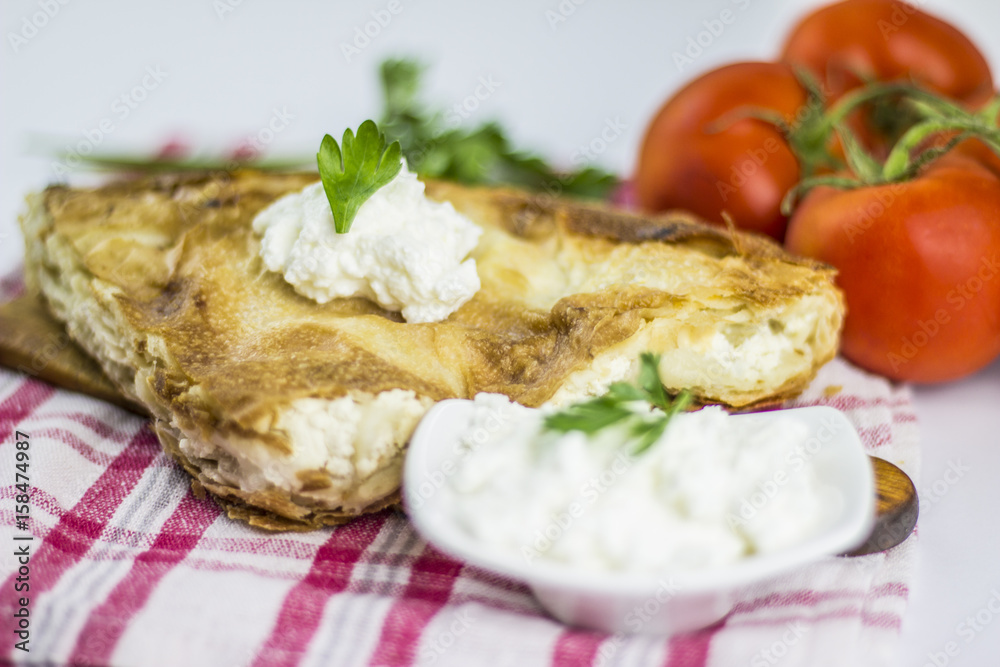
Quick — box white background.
[1,1,999,665]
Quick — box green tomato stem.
[781,175,862,215]
[834,123,882,182]
[821,82,924,129]
[882,119,1000,181]
[977,95,1000,125]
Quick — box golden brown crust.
[22,170,843,530]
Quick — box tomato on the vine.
[782,0,993,104]
[785,154,1000,382]
[635,62,812,241]
[781,0,994,155]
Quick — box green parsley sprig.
[379,59,619,199]
[317,120,402,234]
[544,353,693,455]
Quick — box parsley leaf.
[637,351,671,411]
[542,397,634,435]
[317,120,402,234]
[629,417,669,456]
[378,58,619,199]
[543,354,694,456]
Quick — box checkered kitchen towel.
[0,268,919,667]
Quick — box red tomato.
[785,155,1000,382]
[782,0,994,104]
[635,62,810,241]
[953,138,1000,178]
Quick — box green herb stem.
[543,353,694,456]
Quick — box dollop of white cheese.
[252,162,482,323]
[442,395,839,573]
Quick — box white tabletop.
[2,1,998,664]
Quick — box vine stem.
[883,120,1000,181]
[781,175,861,215]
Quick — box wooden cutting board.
[0,293,145,414]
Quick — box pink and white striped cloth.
[0,269,919,667]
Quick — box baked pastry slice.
[20,170,843,530]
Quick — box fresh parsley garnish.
[317,120,402,234]
[379,59,619,199]
[544,353,693,455]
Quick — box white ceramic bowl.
[403,401,875,635]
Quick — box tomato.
[952,138,1000,178]
[782,0,993,104]
[785,155,1000,382]
[782,1,994,157]
[635,62,810,241]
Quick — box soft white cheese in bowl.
[403,395,875,635]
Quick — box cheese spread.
[252,162,481,323]
[443,394,839,573]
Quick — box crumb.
[822,385,843,397]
